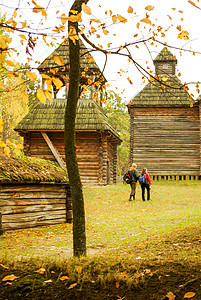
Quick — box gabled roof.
[129,48,194,106]
[15,98,121,142]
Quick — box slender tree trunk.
[64,0,89,257]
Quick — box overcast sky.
[1,0,201,102]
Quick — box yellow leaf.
[69,26,79,45]
[90,18,100,23]
[2,275,18,282]
[184,292,196,298]
[140,18,151,24]
[116,282,120,288]
[6,139,13,146]
[103,29,109,35]
[6,60,15,67]
[45,91,53,103]
[68,283,77,289]
[35,268,46,274]
[70,10,78,15]
[75,266,82,274]
[177,31,189,40]
[37,89,46,104]
[0,36,8,50]
[0,53,5,62]
[128,6,133,13]
[60,276,69,281]
[13,9,17,18]
[188,0,201,10]
[117,15,127,23]
[145,5,154,11]
[41,74,51,80]
[15,143,23,150]
[136,22,140,29]
[82,3,92,15]
[53,56,64,66]
[4,146,11,157]
[33,5,47,19]
[0,119,3,132]
[0,264,9,269]
[0,83,5,89]
[26,71,37,81]
[21,92,29,103]
[68,14,81,23]
[60,13,68,25]
[166,291,175,300]
[112,15,117,23]
[19,34,27,40]
[52,78,63,89]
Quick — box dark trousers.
[141,183,150,201]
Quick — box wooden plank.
[0,198,66,206]
[41,132,66,169]
[2,210,67,223]
[3,217,66,231]
[1,203,66,214]
[0,212,3,235]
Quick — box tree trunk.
[64,0,89,257]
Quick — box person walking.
[139,168,151,201]
[128,163,139,201]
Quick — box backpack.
[123,172,131,184]
[139,174,148,184]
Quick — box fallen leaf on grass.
[0,264,9,269]
[68,283,77,289]
[5,282,12,286]
[116,281,120,288]
[35,268,46,274]
[2,275,18,282]
[166,291,175,300]
[75,265,82,274]
[44,279,52,283]
[59,276,69,281]
[184,292,196,298]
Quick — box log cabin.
[15,98,121,186]
[128,47,201,180]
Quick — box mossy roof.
[38,39,106,80]
[15,98,121,141]
[153,47,177,62]
[129,75,194,106]
[0,155,68,183]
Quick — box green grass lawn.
[0,180,200,264]
[0,181,201,299]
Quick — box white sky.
[0,0,201,102]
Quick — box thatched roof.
[0,155,68,183]
[129,48,194,106]
[15,98,121,142]
[38,39,106,82]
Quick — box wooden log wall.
[107,140,115,184]
[22,131,118,186]
[0,183,72,232]
[129,106,200,176]
[76,132,100,186]
[199,101,201,175]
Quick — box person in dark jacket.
[139,168,151,201]
[128,163,139,201]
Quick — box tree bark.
[64,0,89,257]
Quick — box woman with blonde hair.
[128,163,139,201]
